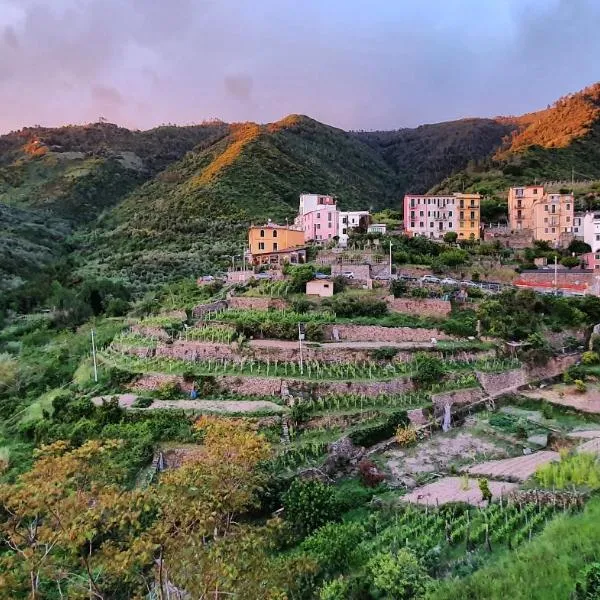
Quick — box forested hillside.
[2,82,600,292]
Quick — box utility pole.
[298,323,305,375]
[389,241,393,279]
[91,329,98,383]
[554,254,558,293]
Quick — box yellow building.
[455,193,481,240]
[508,186,574,246]
[248,223,306,265]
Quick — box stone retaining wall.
[431,388,485,414]
[130,325,171,341]
[385,296,451,318]
[323,324,451,342]
[227,297,288,311]
[155,341,236,361]
[192,300,228,319]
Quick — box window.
[470,221,475,228]
[544,217,548,223]
[316,212,321,219]
[517,210,522,218]
[324,284,329,288]
[419,222,424,228]
[567,216,571,222]
[410,211,415,219]
[449,211,453,217]
[448,223,452,228]
[567,204,571,210]
[596,234,600,241]
[260,229,265,237]
[430,222,434,228]
[273,242,278,250]
[551,205,556,214]
[544,205,548,211]
[551,228,555,233]
[545,228,548,233]
[258,242,265,250]
[342,228,347,234]
[460,211,464,220]
[420,211,424,217]
[428,211,431,217]
[533,188,538,194]
[273,229,278,237]
[328,212,332,221]
[470,211,475,219]
[316,223,320,229]
[410,222,415,228]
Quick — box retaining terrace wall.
[431,388,486,413]
[323,324,451,342]
[192,300,228,319]
[130,325,171,341]
[227,297,288,311]
[155,341,236,361]
[385,297,451,318]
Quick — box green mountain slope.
[80,116,399,289]
[431,84,600,218]
[356,118,516,195]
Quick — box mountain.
[2,82,600,293]
[79,116,399,289]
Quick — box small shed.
[306,279,334,297]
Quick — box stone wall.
[130,324,171,341]
[227,296,288,311]
[385,296,451,318]
[331,264,371,281]
[476,354,580,396]
[323,324,451,342]
[155,341,236,361]
[431,387,485,414]
[192,300,228,319]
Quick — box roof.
[249,223,303,231]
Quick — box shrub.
[536,452,600,489]
[395,424,417,447]
[390,279,408,298]
[349,411,409,447]
[358,459,386,488]
[471,271,480,282]
[478,478,492,504]
[283,480,340,537]
[575,380,587,394]
[132,397,153,408]
[575,562,600,599]
[410,287,429,298]
[323,296,388,318]
[439,249,469,267]
[319,577,351,600]
[443,231,458,244]
[291,298,313,314]
[582,351,600,365]
[366,549,431,600]
[156,380,181,400]
[371,347,399,361]
[412,353,445,388]
[561,256,581,269]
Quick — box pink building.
[302,203,339,242]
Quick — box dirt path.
[465,451,560,481]
[250,339,438,350]
[91,394,286,414]
[401,477,518,506]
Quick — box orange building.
[455,193,481,240]
[248,223,306,266]
[508,186,574,247]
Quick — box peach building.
[508,186,574,247]
[455,193,481,240]
[248,223,306,265]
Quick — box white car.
[440,277,459,286]
[342,271,355,279]
[421,275,441,284]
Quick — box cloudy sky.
[0,0,599,133]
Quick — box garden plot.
[91,394,286,414]
[465,451,560,481]
[576,438,600,454]
[569,429,600,439]
[521,384,600,414]
[401,477,518,506]
[385,430,510,487]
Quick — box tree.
[412,353,445,388]
[443,231,458,244]
[568,239,592,255]
[282,480,340,537]
[561,256,581,269]
[366,549,431,599]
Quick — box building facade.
[403,193,481,240]
[338,210,371,246]
[508,186,574,246]
[299,193,336,215]
[248,223,305,265]
[302,203,339,242]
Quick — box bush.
[358,459,386,488]
[575,380,587,394]
[283,480,340,537]
[582,351,600,365]
[349,411,409,447]
[366,549,431,600]
[323,296,388,318]
[132,397,153,408]
[319,577,351,600]
[395,424,417,447]
[536,452,600,490]
[443,231,458,244]
[156,381,180,400]
[410,287,429,298]
[371,347,399,361]
[412,353,445,388]
[390,279,408,298]
[439,249,469,267]
[561,256,581,269]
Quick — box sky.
[1,0,599,133]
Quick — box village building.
[306,279,334,297]
[247,223,306,266]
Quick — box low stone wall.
[324,324,451,343]
[192,300,228,319]
[476,354,580,396]
[155,341,236,361]
[130,325,171,341]
[385,296,451,318]
[227,297,288,311]
[431,388,485,414]
[331,264,372,281]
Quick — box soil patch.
[522,386,600,414]
[401,477,518,506]
[465,451,559,481]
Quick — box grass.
[427,497,600,600]
[535,452,600,490]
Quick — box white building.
[338,210,371,246]
[368,223,387,235]
[582,212,600,252]
[299,193,336,215]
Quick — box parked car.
[255,272,272,280]
[342,271,355,279]
[440,277,459,286]
[421,275,441,284]
[314,272,329,279]
[373,274,390,280]
[460,280,478,288]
